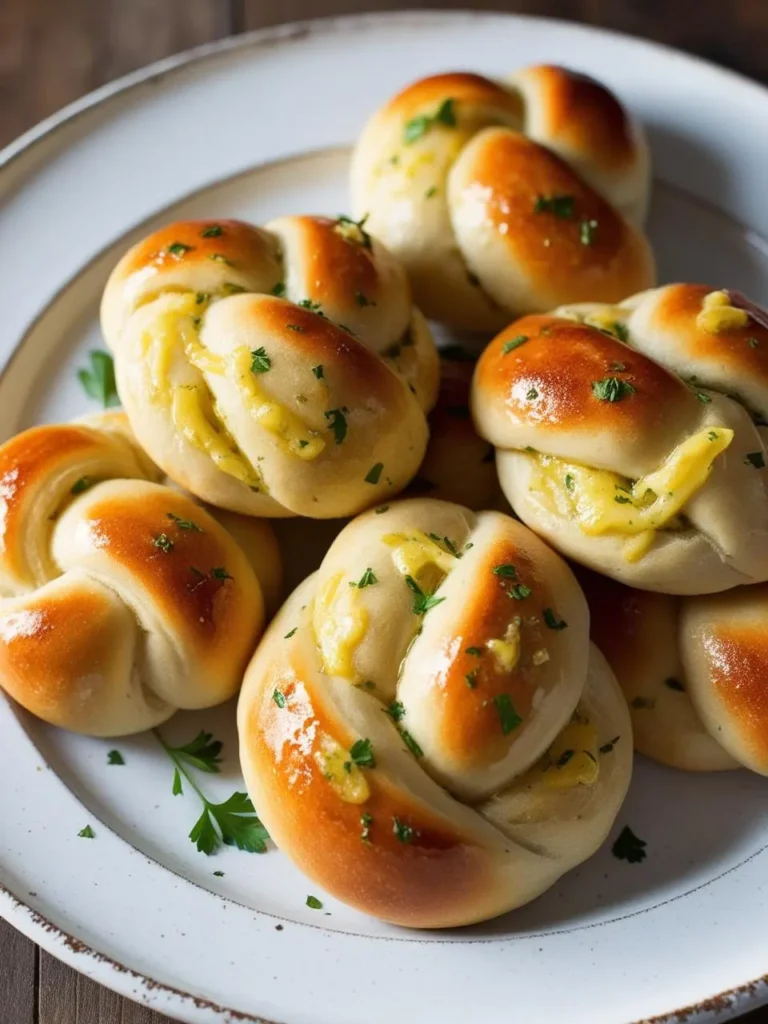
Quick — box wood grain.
[2,0,768,1021]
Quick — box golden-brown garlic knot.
[101,216,440,518]
[0,412,278,736]
[238,498,631,928]
[350,65,654,331]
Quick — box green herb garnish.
[392,817,418,843]
[251,347,271,373]
[400,729,423,758]
[167,512,203,532]
[107,750,124,766]
[78,825,96,839]
[404,575,445,615]
[273,690,286,708]
[492,564,517,578]
[200,225,223,238]
[665,677,685,692]
[403,97,456,144]
[352,567,378,589]
[284,628,298,639]
[77,350,119,408]
[365,463,384,484]
[153,533,174,553]
[745,452,765,468]
[167,241,193,257]
[493,693,523,735]
[543,608,568,630]
[335,214,373,250]
[71,477,92,495]
[306,895,323,910]
[349,738,376,769]
[502,334,529,354]
[534,194,574,218]
[612,825,647,863]
[592,377,636,402]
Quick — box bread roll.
[0,413,278,735]
[101,216,439,518]
[350,66,653,331]
[472,307,768,593]
[582,568,768,775]
[238,499,631,927]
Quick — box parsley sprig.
[155,729,269,856]
[403,98,457,144]
[78,351,119,408]
[404,575,445,615]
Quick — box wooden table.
[2,1,768,1021]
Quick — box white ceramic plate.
[2,12,768,1024]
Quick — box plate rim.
[3,10,768,1023]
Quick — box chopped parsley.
[312,365,324,379]
[78,825,96,839]
[565,473,575,492]
[392,817,418,843]
[745,451,765,468]
[211,567,233,581]
[386,701,406,722]
[492,564,517,578]
[167,241,193,257]
[335,213,373,250]
[167,512,203,532]
[375,505,389,514]
[365,463,384,484]
[250,347,271,373]
[306,895,323,910]
[465,646,483,656]
[556,749,574,768]
[71,476,92,495]
[400,729,423,758]
[200,224,223,238]
[612,825,647,864]
[543,608,568,630]
[493,693,523,735]
[592,377,636,402]
[77,350,119,408]
[298,298,324,316]
[324,408,348,444]
[600,736,620,755]
[403,97,456,144]
[665,677,685,692]
[349,738,376,769]
[533,194,575,219]
[153,533,174,553]
[748,336,759,349]
[502,334,529,354]
[465,669,479,689]
[286,324,305,332]
[614,494,632,504]
[404,575,445,615]
[352,567,378,589]
[425,185,438,198]
[708,430,719,441]
[580,219,598,245]
[107,750,125,766]
[611,322,629,342]
[355,290,375,307]
[526,387,539,400]
[273,689,287,708]
[284,628,298,639]
[270,282,286,296]
[508,584,532,600]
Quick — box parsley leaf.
[200,224,223,238]
[335,214,373,250]
[392,817,418,843]
[306,895,323,910]
[612,825,647,864]
[156,729,269,855]
[355,290,376,307]
[592,377,636,402]
[745,451,765,468]
[565,473,575,492]
[273,689,286,708]
[543,608,568,630]
[167,512,203,532]
[71,476,92,495]
[508,584,532,600]
[270,282,286,296]
[600,736,621,754]
[312,365,324,379]
[400,729,423,758]
[465,646,483,656]
[107,750,124,765]
[665,677,685,692]
[211,566,233,581]
[324,408,349,444]
[465,669,479,689]
[153,533,174,553]
[492,564,517,578]
[404,575,445,615]
[284,627,298,639]
[352,567,378,589]
[360,812,373,842]
[349,738,376,769]
[386,701,406,722]
[611,322,629,342]
[77,351,119,408]
[493,693,523,734]
[534,194,575,219]
[502,334,529,354]
[404,98,457,143]
[251,347,271,373]
[167,241,193,257]
[365,463,384,484]
[78,825,95,839]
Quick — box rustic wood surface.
[1,1,768,1021]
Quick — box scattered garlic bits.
[527,426,734,562]
[486,619,522,672]
[696,290,750,333]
